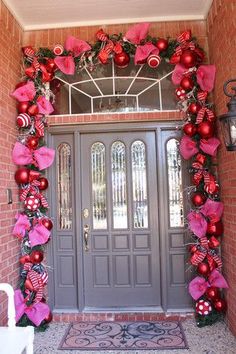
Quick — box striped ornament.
[53,44,64,56]
[147,54,161,68]
[16,113,31,128]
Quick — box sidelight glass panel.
[131,141,148,228]
[91,142,107,229]
[166,139,184,227]
[111,141,128,229]
[57,143,72,229]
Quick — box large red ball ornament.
[191,191,207,207]
[175,87,186,100]
[46,58,57,73]
[30,250,44,264]
[38,177,49,191]
[180,76,194,91]
[156,38,168,52]
[28,104,39,116]
[196,299,212,316]
[208,236,220,248]
[44,311,53,323]
[183,123,197,137]
[41,218,53,230]
[197,262,210,276]
[188,102,201,114]
[197,121,214,139]
[205,286,220,301]
[17,101,30,114]
[213,298,227,312]
[207,220,224,237]
[27,136,39,150]
[19,254,31,265]
[15,167,30,184]
[114,52,130,68]
[25,195,41,211]
[180,50,197,68]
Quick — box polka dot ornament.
[196,299,212,316]
[24,195,41,211]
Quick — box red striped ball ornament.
[16,113,31,128]
[53,44,64,56]
[147,54,161,68]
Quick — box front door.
[81,131,161,309]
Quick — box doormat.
[58,321,188,351]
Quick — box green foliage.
[17,314,49,332]
[196,309,223,327]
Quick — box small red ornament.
[53,44,64,56]
[191,191,207,207]
[28,104,39,116]
[188,102,201,114]
[207,220,224,237]
[28,170,41,182]
[147,54,161,68]
[205,286,220,301]
[27,136,39,150]
[183,123,197,137]
[15,167,30,184]
[197,262,210,276]
[208,236,220,248]
[113,52,130,68]
[196,299,212,316]
[25,66,36,79]
[30,250,44,264]
[17,101,30,114]
[180,50,197,68]
[16,113,31,128]
[194,47,205,63]
[25,195,41,211]
[38,177,49,191]
[19,254,31,264]
[44,311,53,323]
[15,81,27,90]
[180,76,194,91]
[197,121,214,139]
[46,58,57,73]
[195,153,206,165]
[213,298,227,312]
[175,87,186,100]
[189,244,198,253]
[156,38,168,52]
[41,218,53,231]
[169,53,180,65]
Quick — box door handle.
[84,224,90,251]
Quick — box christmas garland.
[11,22,227,329]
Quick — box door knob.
[84,224,90,251]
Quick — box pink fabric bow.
[124,22,150,45]
[12,142,55,170]
[134,43,159,65]
[200,199,224,223]
[179,136,199,160]
[12,214,31,239]
[29,224,50,247]
[14,289,50,326]
[171,64,188,85]
[54,55,75,75]
[36,96,54,115]
[65,36,91,57]
[11,81,36,102]
[189,269,229,300]
[197,65,216,92]
[200,138,221,156]
[187,211,207,238]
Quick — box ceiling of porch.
[3,0,213,30]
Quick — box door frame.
[47,120,188,313]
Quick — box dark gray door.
[81,131,161,309]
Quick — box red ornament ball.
[44,311,53,323]
[16,113,31,128]
[25,195,41,211]
[147,54,161,68]
[208,236,220,248]
[207,220,224,237]
[46,58,57,73]
[27,136,39,150]
[17,101,30,114]
[114,52,130,68]
[27,104,39,116]
[191,191,207,207]
[180,76,194,91]
[188,102,201,114]
[175,87,186,100]
[197,262,210,276]
[195,153,206,165]
[197,121,214,139]
[205,286,220,301]
[196,299,212,316]
[19,254,31,265]
[156,38,168,52]
[30,250,44,264]
[41,218,53,231]
[15,167,30,184]
[183,123,197,137]
[180,50,197,68]
[38,177,49,191]
[213,298,227,312]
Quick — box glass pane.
[57,143,72,229]
[111,141,128,229]
[131,141,148,229]
[91,142,107,229]
[166,139,184,227]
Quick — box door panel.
[81,131,161,309]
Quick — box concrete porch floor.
[33,318,236,354]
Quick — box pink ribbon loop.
[29,223,51,247]
[12,214,31,239]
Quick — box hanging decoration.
[11,22,226,329]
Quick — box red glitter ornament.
[183,122,197,137]
[27,136,39,150]
[180,76,194,91]
[198,121,214,139]
[41,218,53,231]
[188,102,201,114]
[156,38,168,52]
[30,250,44,264]
[28,104,39,116]
[213,298,227,312]
[205,286,220,301]
[197,262,210,276]
[191,191,207,207]
[17,101,30,114]
[38,177,49,191]
[114,52,130,68]
[180,50,197,68]
[15,167,30,184]
[207,221,224,237]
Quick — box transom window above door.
[52,57,177,114]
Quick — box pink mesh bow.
[179,136,199,160]
[200,199,224,223]
[187,211,207,238]
[11,81,36,102]
[29,223,50,247]
[134,43,159,65]
[197,65,216,92]
[54,55,75,75]
[174,30,195,56]
[124,22,150,45]
[12,142,55,170]
[12,214,31,239]
[14,289,50,326]
[36,96,54,115]
[200,138,221,156]
[171,64,188,85]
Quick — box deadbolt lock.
[83,208,89,218]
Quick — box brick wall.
[207,0,236,336]
[0,0,23,325]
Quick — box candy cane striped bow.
[192,162,211,186]
[196,107,215,124]
[175,30,195,56]
[34,116,45,137]
[20,180,41,201]
[23,262,48,303]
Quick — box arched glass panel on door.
[111,141,127,229]
[91,142,107,229]
[57,143,72,229]
[166,138,184,227]
[131,140,148,229]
